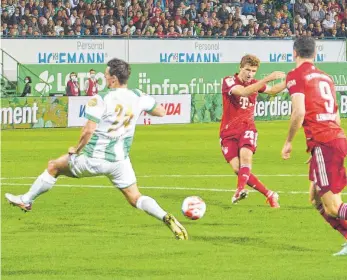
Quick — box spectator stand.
[0,0,346,39]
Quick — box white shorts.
[68,154,136,189]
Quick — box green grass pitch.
[1,122,347,280]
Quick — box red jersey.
[220,74,266,138]
[286,62,345,150]
[86,78,98,96]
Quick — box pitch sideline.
[3,182,347,195]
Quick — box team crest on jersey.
[225,77,235,87]
[88,98,97,107]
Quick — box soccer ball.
[181,196,206,220]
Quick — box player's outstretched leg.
[231,147,278,206]
[314,202,347,238]
[5,154,72,212]
[232,163,250,204]
[230,149,252,204]
[247,174,280,208]
[229,155,279,207]
[310,182,347,236]
[318,187,347,255]
[310,182,347,256]
[121,184,188,240]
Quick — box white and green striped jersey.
[82,88,156,162]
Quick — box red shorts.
[309,138,347,196]
[220,129,258,162]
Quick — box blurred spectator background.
[1,0,346,38]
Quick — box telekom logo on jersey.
[239,97,254,109]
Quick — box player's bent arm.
[231,71,285,97]
[231,81,268,97]
[264,81,287,95]
[74,120,98,154]
[147,104,166,117]
[286,93,306,143]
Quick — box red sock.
[247,173,271,197]
[237,165,250,189]
[317,204,347,239]
[340,219,347,228]
[338,203,347,220]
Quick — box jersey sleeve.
[84,95,104,123]
[140,94,156,112]
[222,76,238,95]
[252,79,266,93]
[286,70,305,96]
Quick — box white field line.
[0,174,308,180]
[3,182,346,195]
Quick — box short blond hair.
[240,55,260,68]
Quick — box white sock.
[136,195,167,221]
[21,170,57,204]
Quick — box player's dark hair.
[89,69,96,73]
[107,58,131,85]
[240,55,260,68]
[293,36,316,59]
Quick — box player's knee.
[325,204,340,218]
[47,160,58,174]
[240,146,252,157]
[229,161,239,174]
[128,192,142,207]
[240,155,252,165]
[232,166,239,174]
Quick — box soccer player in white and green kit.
[5,58,188,240]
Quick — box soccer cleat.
[5,193,32,212]
[163,213,188,240]
[333,243,347,256]
[232,188,248,204]
[266,192,280,208]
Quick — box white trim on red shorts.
[315,147,329,187]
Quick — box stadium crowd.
[1,0,346,38]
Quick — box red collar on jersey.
[298,61,314,70]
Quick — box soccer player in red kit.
[220,55,286,207]
[282,36,347,256]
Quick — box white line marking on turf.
[140,174,308,177]
[1,177,39,180]
[0,177,37,180]
[3,183,346,195]
[0,183,301,193]
[0,174,308,180]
